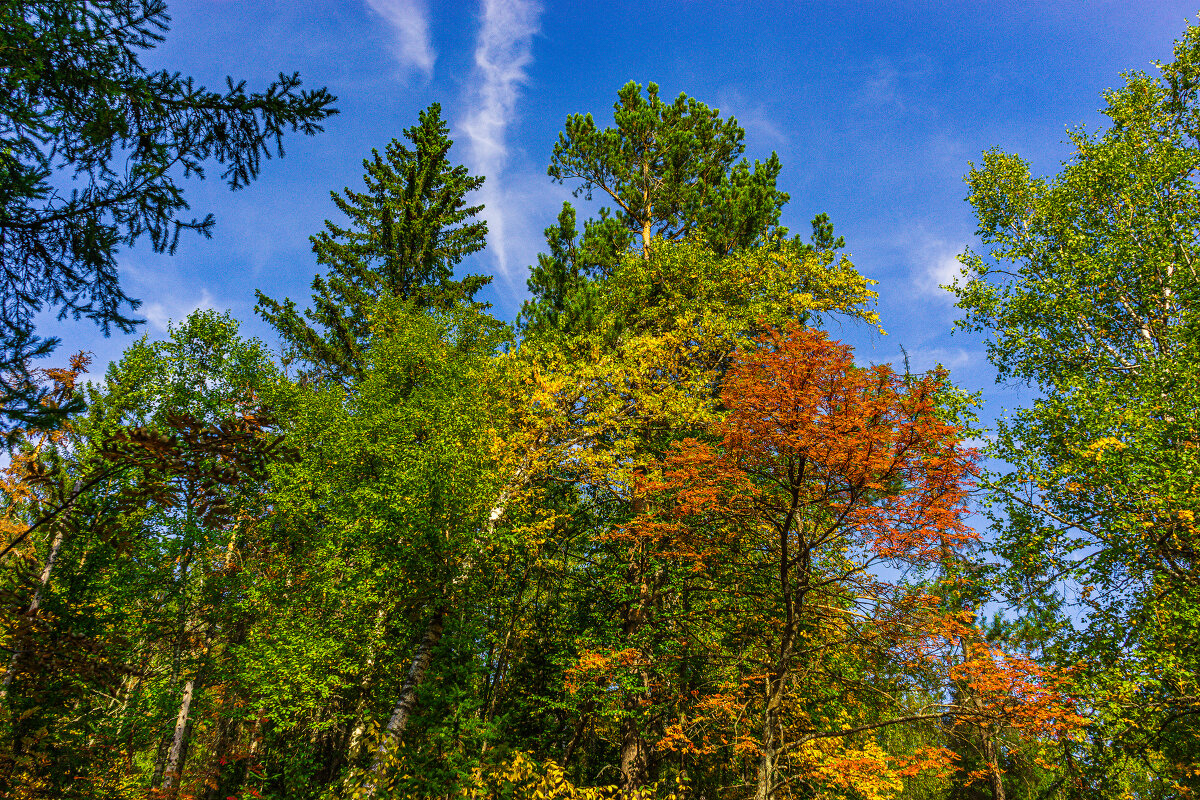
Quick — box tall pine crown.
[256,103,490,382]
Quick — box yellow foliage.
[340,744,689,800]
[516,238,881,501]
[791,738,902,800]
[469,752,691,799]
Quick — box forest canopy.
[1,5,1198,800]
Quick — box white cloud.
[861,63,905,112]
[459,0,541,278]
[907,232,969,300]
[142,289,218,333]
[927,249,966,293]
[364,0,436,77]
[856,54,936,116]
[878,346,974,374]
[738,108,788,147]
[714,90,789,147]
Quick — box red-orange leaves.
[626,326,987,790]
[951,645,1085,738]
[715,325,976,563]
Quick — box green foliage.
[952,18,1200,797]
[548,81,788,256]
[0,311,282,798]
[14,21,1200,793]
[273,299,511,592]
[517,202,625,341]
[229,300,521,796]
[525,81,805,345]
[256,104,492,383]
[0,0,336,436]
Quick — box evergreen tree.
[0,0,336,439]
[522,82,839,345]
[547,81,789,260]
[256,103,491,382]
[516,203,625,342]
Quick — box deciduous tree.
[623,327,1078,799]
[952,19,1200,794]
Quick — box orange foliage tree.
[574,325,1081,799]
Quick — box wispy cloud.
[925,249,967,296]
[907,231,968,300]
[714,89,789,148]
[856,54,936,116]
[363,0,436,77]
[459,0,541,278]
[142,289,218,333]
[879,346,974,373]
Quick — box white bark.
[1,519,67,697]
[160,676,197,791]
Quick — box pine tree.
[516,203,625,342]
[547,81,790,260]
[256,104,491,382]
[522,82,800,345]
[0,0,336,439]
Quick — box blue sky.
[41,0,1200,420]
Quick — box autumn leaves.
[561,324,1078,797]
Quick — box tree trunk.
[355,457,529,791]
[753,496,804,800]
[618,465,660,793]
[382,607,445,740]
[753,743,777,800]
[1,517,67,697]
[362,606,446,790]
[620,714,651,793]
[641,156,654,260]
[156,545,216,793]
[160,674,198,793]
[562,702,593,767]
[345,606,391,762]
[753,664,791,800]
[984,726,1006,800]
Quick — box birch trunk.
[160,674,198,792]
[381,607,445,742]
[362,605,446,790]
[1,518,68,698]
[159,618,215,793]
[345,606,391,761]
[356,454,531,791]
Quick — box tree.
[513,237,883,792]
[521,82,796,344]
[255,103,492,383]
[0,0,336,436]
[81,312,281,794]
[524,84,849,344]
[951,19,1200,796]
[548,81,788,260]
[628,326,1077,800]
[255,298,521,796]
[516,202,623,342]
[0,311,283,798]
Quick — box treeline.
[2,5,1199,800]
